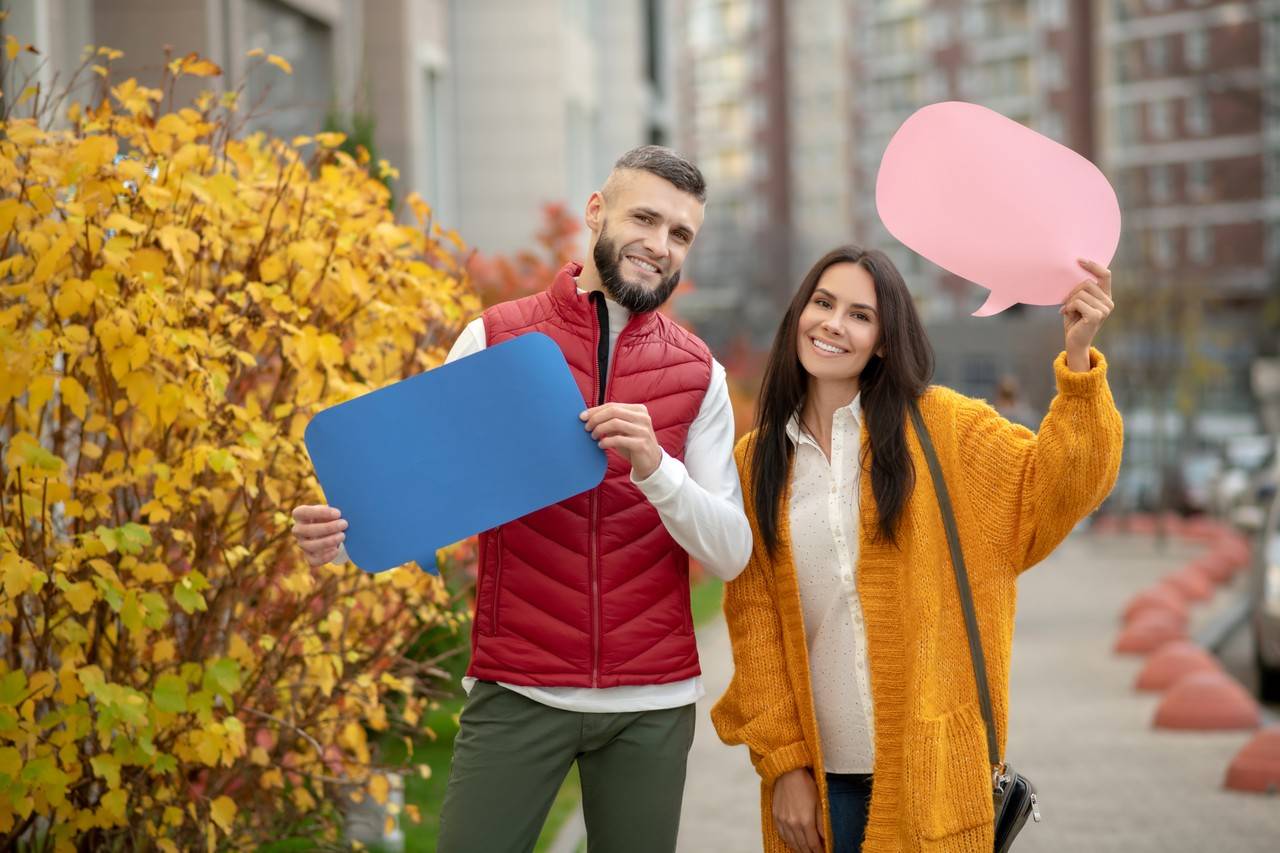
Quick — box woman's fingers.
[1077,258,1112,295]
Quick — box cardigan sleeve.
[951,347,1124,574]
[710,436,814,783]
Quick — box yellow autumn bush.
[0,43,478,850]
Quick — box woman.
[711,246,1122,853]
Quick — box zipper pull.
[1030,792,1041,822]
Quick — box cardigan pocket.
[904,702,994,841]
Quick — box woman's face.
[795,262,882,387]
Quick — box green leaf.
[93,522,152,556]
[208,448,236,473]
[203,658,241,697]
[92,576,124,613]
[90,753,121,788]
[140,592,169,629]
[0,670,27,705]
[152,674,187,714]
[173,576,208,614]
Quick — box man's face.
[588,171,705,314]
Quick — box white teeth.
[628,256,658,273]
[811,337,847,354]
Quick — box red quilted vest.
[466,262,712,688]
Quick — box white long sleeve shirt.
[341,292,752,713]
[787,394,876,773]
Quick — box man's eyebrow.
[631,206,695,233]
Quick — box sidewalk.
[675,530,1280,852]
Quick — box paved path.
[670,530,1280,852]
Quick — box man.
[291,146,752,852]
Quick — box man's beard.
[593,228,681,314]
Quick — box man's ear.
[585,191,605,234]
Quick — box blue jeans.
[826,773,873,853]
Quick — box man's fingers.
[589,417,649,441]
[292,504,342,524]
[293,518,348,541]
[580,403,650,431]
[300,531,345,554]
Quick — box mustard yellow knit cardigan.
[712,349,1123,853]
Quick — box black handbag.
[908,401,1041,852]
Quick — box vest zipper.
[589,292,608,686]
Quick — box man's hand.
[291,504,347,566]
[1062,259,1114,372]
[580,402,662,480]
[772,768,825,853]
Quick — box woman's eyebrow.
[813,288,878,314]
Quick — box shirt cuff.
[630,450,685,503]
[1054,347,1108,396]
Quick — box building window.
[1185,94,1211,135]
[1149,163,1171,202]
[1149,100,1172,139]
[1039,52,1065,90]
[1150,228,1176,268]
[1187,159,1210,199]
[1040,111,1065,142]
[1040,0,1067,27]
[1144,35,1168,75]
[1183,29,1208,69]
[244,0,335,141]
[1188,225,1213,264]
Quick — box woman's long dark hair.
[750,246,935,553]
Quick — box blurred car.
[1252,469,1280,703]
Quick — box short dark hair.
[612,145,707,202]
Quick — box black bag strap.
[907,398,1002,770]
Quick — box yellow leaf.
[65,581,96,614]
[266,54,293,75]
[1,552,41,598]
[99,788,127,825]
[369,774,389,806]
[128,247,167,283]
[258,254,286,284]
[28,375,55,416]
[246,48,264,58]
[209,796,235,833]
[60,376,89,419]
[180,54,222,77]
[31,232,75,286]
[104,213,147,235]
[151,638,176,664]
[72,134,119,175]
[315,132,346,149]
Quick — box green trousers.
[436,681,697,853]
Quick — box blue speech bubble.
[304,332,607,573]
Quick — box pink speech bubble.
[875,102,1121,316]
